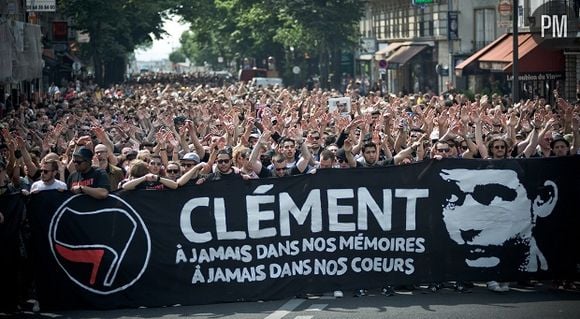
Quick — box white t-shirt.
[30,179,68,193]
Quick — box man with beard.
[30,159,67,193]
[197,150,247,183]
[67,147,110,199]
[94,144,124,191]
[439,168,558,291]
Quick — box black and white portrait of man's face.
[439,169,558,272]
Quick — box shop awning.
[386,45,428,67]
[375,41,434,60]
[455,35,509,75]
[375,42,406,58]
[455,33,564,76]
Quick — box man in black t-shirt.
[356,141,394,167]
[67,147,110,199]
[197,150,245,183]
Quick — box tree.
[175,0,285,73]
[169,50,186,64]
[271,0,362,89]
[179,30,219,67]
[58,0,177,85]
[174,0,362,88]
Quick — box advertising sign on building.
[498,0,513,28]
[448,11,459,40]
[26,0,56,12]
[360,38,377,54]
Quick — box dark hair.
[141,141,155,149]
[550,137,570,150]
[362,141,377,152]
[166,161,181,169]
[324,134,336,145]
[216,149,231,159]
[280,137,295,146]
[126,152,137,161]
[487,137,509,158]
[320,149,335,161]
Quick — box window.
[474,8,496,50]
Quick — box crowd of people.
[1,72,579,312]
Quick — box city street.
[15,283,580,319]
[2,1,580,318]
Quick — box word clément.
[180,186,429,243]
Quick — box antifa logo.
[48,195,151,294]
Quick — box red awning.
[455,33,564,75]
[455,34,509,73]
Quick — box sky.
[134,15,191,62]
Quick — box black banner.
[20,157,580,310]
[0,193,26,311]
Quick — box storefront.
[375,42,436,95]
[455,32,569,103]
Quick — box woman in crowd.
[121,160,177,191]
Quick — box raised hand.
[178,125,188,138]
[470,110,481,124]
[372,129,381,145]
[166,132,179,147]
[155,130,165,144]
[460,107,470,124]
[226,123,235,136]
[15,135,27,148]
[343,138,353,153]
[1,128,12,142]
[507,112,518,127]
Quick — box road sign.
[436,64,449,76]
[498,0,512,16]
[378,59,387,69]
[292,66,301,74]
[498,0,513,28]
[72,62,81,72]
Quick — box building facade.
[0,0,84,112]
[0,0,44,110]
[359,0,579,101]
[456,0,579,102]
[358,0,510,95]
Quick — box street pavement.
[7,283,580,319]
